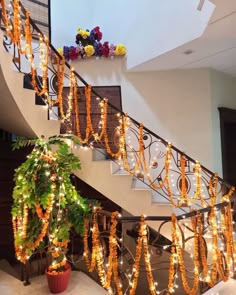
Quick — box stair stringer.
[73,147,173,239]
[0,32,60,138]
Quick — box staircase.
[0,2,235,294]
[0,33,59,138]
[0,29,173,237]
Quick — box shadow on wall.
[71,57,213,168]
[70,57,169,141]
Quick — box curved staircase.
[0,30,173,238]
[0,2,235,294]
[0,32,60,138]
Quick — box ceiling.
[130,0,236,77]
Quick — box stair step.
[0,31,60,139]
[110,161,130,176]
[132,178,151,190]
[0,29,173,243]
[92,148,108,161]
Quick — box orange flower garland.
[2,1,236,292]
[208,173,218,206]
[168,214,178,293]
[31,35,49,97]
[47,55,65,109]
[83,209,107,285]
[2,0,234,212]
[103,211,123,294]
[0,0,13,40]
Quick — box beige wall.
[72,58,236,176]
[72,58,217,171]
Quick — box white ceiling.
[130,0,236,77]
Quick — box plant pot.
[45,263,71,294]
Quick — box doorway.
[219,107,236,187]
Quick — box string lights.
[1,0,234,210]
[1,1,236,294]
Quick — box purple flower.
[63,46,70,60]
[94,42,103,57]
[88,30,96,44]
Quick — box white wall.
[70,57,216,171]
[50,0,236,177]
[50,0,214,69]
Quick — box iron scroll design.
[0,0,234,215]
[18,206,233,294]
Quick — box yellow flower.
[79,29,90,39]
[57,48,63,56]
[114,43,126,56]
[84,45,95,57]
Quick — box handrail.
[18,1,229,184]
[1,1,234,212]
[1,3,235,294]
[117,200,231,221]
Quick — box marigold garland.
[208,173,219,206]
[83,209,107,286]
[169,214,200,295]
[103,211,123,294]
[1,0,234,212]
[31,35,49,97]
[83,212,161,295]
[0,0,13,40]
[1,1,236,292]
[47,55,65,109]
[58,67,74,121]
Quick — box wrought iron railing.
[19,202,234,294]
[0,0,234,216]
[0,2,236,294]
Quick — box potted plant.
[11,135,96,293]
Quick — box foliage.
[11,135,98,273]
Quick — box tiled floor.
[0,270,108,295]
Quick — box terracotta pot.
[45,263,71,294]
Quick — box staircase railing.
[20,201,234,294]
[0,0,234,214]
[0,2,236,294]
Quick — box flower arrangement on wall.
[57,26,126,61]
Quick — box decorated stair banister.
[0,2,236,294]
[117,200,232,221]
[15,201,236,294]
[0,0,234,213]
[0,0,234,237]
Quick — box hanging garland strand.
[103,211,123,294]
[31,34,49,97]
[47,55,65,108]
[0,0,13,39]
[2,0,235,210]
